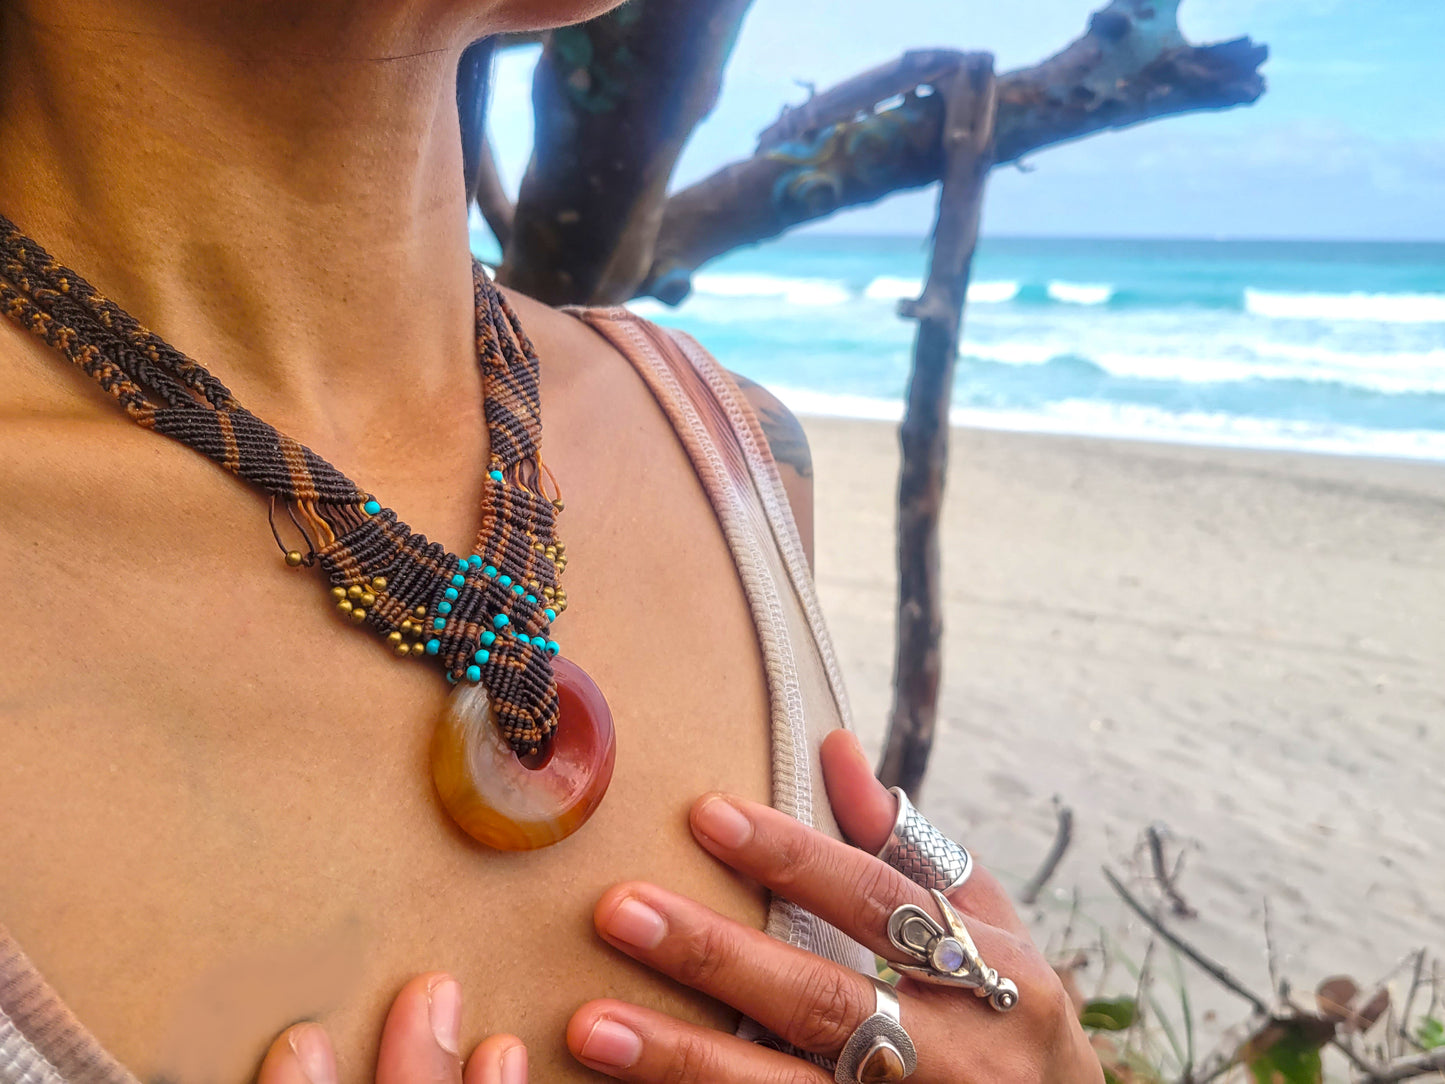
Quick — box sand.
[805,417,1445,1042]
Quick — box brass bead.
[394,642,411,657]
[360,592,376,608]
[400,619,414,635]
[543,587,555,599]
[330,586,348,602]
[371,576,388,591]
[350,607,368,623]
[553,499,565,512]
[387,631,403,646]
[284,550,304,567]
[413,605,427,619]
[347,585,364,601]
[337,599,353,615]
[545,547,557,559]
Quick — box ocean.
[475,230,1445,461]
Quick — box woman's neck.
[0,1,487,446]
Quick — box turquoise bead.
[545,640,559,656]
[451,573,465,588]
[433,617,447,631]
[363,499,381,515]
[437,600,452,615]
[425,639,440,656]
[465,665,481,683]
[517,634,531,646]
[489,469,504,482]
[468,555,483,569]
[457,558,468,571]
[446,672,457,685]
[484,565,498,578]
[544,608,556,622]
[481,630,496,646]
[493,614,509,629]
[511,584,524,596]
[444,587,459,601]
[525,594,537,604]
[474,649,490,664]
[498,575,512,587]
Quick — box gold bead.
[330,586,347,602]
[553,499,565,512]
[394,642,411,657]
[284,550,304,567]
[387,631,403,646]
[359,592,376,608]
[371,576,388,591]
[350,607,368,624]
[413,605,427,619]
[337,599,353,615]
[347,585,363,601]
[545,547,557,559]
[543,587,555,599]
[400,619,414,635]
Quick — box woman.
[0,1,1100,1081]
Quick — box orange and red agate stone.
[432,656,615,850]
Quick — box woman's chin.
[485,0,630,33]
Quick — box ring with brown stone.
[833,977,917,1084]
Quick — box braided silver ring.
[876,786,973,892]
[833,976,917,1084]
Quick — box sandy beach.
[805,416,1445,1039]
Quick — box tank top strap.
[0,927,138,1084]
[572,307,867,977]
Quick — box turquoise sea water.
[477,229,1445,460]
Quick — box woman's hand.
[257,972,527,1084]
[567,730,1103,1084]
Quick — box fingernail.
[501,1043,527,1084]
[580,1019,643,1069]
[288,1023,337,1084]
[604,897,667,949]
[695,797,753,849]
[428,977,462,1055]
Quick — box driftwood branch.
[1103,866,1270,1016]
[499,0,754,305]
[1362,1048,1445,1083]
[1147,823,1197,919]
[1021,800,1075,905]
[641,0,1266,302]
[876,54,996,798]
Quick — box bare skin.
[0,1,813,1080]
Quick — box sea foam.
[1245,289,1445,323]
[1047,281,1115,305]
[692,272,850,307]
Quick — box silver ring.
[833,977,917,1084]
[887,889,1019,1013]
[877,786,973,892]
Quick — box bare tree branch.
[641,0,1266,303]
[1363,1047,1445,1083]
[500,0,754,305]
[473,132,515,251]
[1103,866,1270,1016]
[1021,800,1075,905]
[877,53,996,798]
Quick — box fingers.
[464,1033,527,1084]
[691,790,937,958]
[374,971,464,1084]
[594,883,880,1057]
[817,729,1027,937]
[568,999,830,1084]
[257,1023,338,1084]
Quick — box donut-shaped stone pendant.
[432,656,616,851]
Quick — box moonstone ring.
[876,786,973,892]
[887,889,1020,1013]
[833,977,917,1084]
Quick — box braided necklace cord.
[0,214,570,755]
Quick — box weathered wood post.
[878,54,998,799]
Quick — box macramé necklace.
[0,214,615,852]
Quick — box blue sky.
[488,0,1445,241]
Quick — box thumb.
[819,729,896,852]
[257,1023,337,1084]
[464,1035,527,1084]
